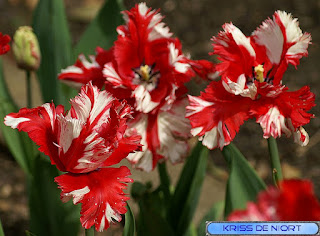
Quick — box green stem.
[267,137,283,185]
[85,227,95,236]
[157,162,171,203]
[26,70,32,108]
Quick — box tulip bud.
[12,26,41,71]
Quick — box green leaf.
[28,155,80,236]
[222,143,266,218]
[32,0,75,105]
[137,200,175,236]
[168,142,209,236]
[123,204,135,236]
[0,218,4,236]
[197,201,224,236]
[74,0,124,56]
[131,181,174,236]
[185,224,197,236]
[0,58,32,174]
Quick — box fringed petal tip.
[55,167,132,232]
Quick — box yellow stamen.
[254,64,264,83]
[140,65,150,81]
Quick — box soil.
[1,0,320,235]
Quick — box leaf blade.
[197,201,224,236]
[222,143,266,218]
[123,204,136,236]
[0,58,30,173]
[169,142,209,236]
[28,154,80,236]
[32,0,75,105]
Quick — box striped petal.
[187,81,252,149]
[55,167,133,232]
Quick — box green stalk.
[267,137,283,185]
[158,162,171,204]
[26,70,32,108]
[85,227,95,236]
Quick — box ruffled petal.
[4,103,65,170]
[103,131,142,167]
[275,11,311,67]
[252,11,311,84]
[126,99,190,171]
[156,99,191,164]
[126,114,154,172]
[59,48,112,89]
[119,3,172,42]
[252,85,315,142]
[186,81,252,149]
[126,114,161,171]
[256,106,291,139]
[60,83,135,172]
[55,167,133,232]
[211,23,256,82]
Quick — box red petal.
[4,103,66,170]
[211,23,255,83]
[253,85,315,131]
[103,132,142,167]
[277,179,320,221]
[59,55,105,89]
[187,81,252,149]
[55,167,133,232]
[0,33,10,55]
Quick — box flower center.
[133,64,160,91]
[139,65,152,81]
[254,64,264,83]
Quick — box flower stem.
[158,162,171,203]
[267,137,283,185]
[26,71,32,108]
[85,227,95,236]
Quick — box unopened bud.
[12,26,41,71]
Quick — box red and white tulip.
[4,82,141,231]
[187,11,315,149]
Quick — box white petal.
[136,150,153,172]
[222,74,257,99]
[62,186,90,204]
[103,63,123,86]
[168,43,190,73]
[126,115,149,164]
[148,22,173,41]
[138,2,148,16]
[293,126,309,146]
[252,17,284,64]
[133,85,159,113]
[57,116,84,153]
[42,103,55,129]
[224,23,256,57]
[257,106,290,139]
[157,99,191,164]
[4,116,30,129]
[201,122,220,149]
[70,85,113,128]
[186,95,214,117]
[191,127,203,136]
[60,65,83,75]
